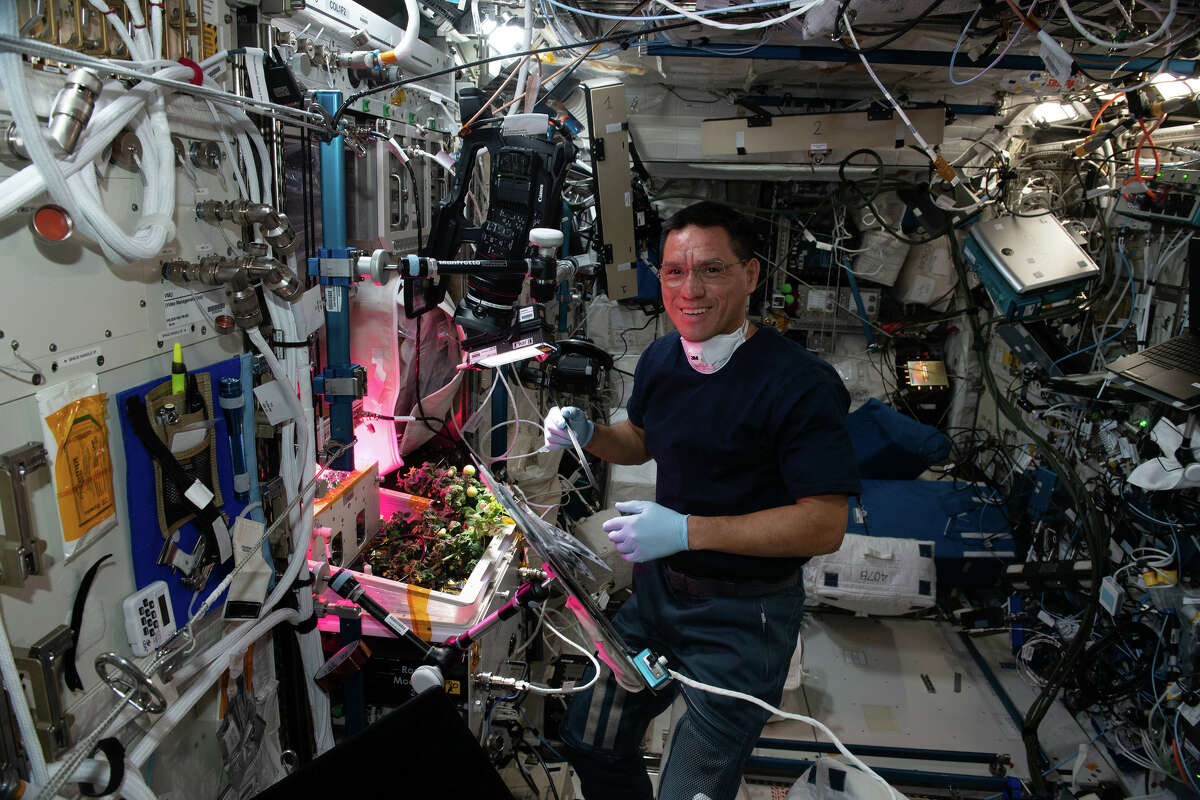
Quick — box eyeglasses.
[658,259,747,288]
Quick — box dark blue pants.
[561,561,806,800]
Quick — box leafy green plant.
[365,463,508,591]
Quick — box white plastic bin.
[313,517,519,643]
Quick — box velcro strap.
[79,737,125,797]
[65,554,113,692]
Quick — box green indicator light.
[1140,419,1149,428]
[1185,174,1190,179]
[780,283,793,293]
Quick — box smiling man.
[543,201,861,800]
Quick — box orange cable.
[1092,92,1124,133]
[1122,113,1168,200]
[1004,0,1040,32]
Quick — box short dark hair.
[661,201,757,262]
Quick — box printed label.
[59,347,101,368]
[253,381,294,426]
[325,287,342,314]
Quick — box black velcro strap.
[291,575,314,590]
[123,395,224,558]
[271,337,311,348]
[292,612,318,634]
[65,554,113,691]
[79,737,125,797]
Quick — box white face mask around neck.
[679,320,749,374]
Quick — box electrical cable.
[1049,235,1136,372]
[668,669,900,800]
[1175,709,1200,791]
[484,617,600,695]
[334,18,713,126]
[652,0,819,30]
[1058,0,1177,49]
[843,14,978,205]
[950,239,1107,794]
[835,0,951,53]
[949,1,1035,86]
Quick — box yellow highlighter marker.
[171,342,186,396]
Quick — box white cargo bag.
[787,757,905,800]
[802,534,936,616]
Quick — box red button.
[31,205,72,242]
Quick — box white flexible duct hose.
[55,86,175,262]
[84,0,139,60]
[0,47,227,253]
[261,291,333,753]
[150,0,163,59]
[130,608,298,768]
[0,69,186,218]
[1,3,105,246]
[115,763,159,800]
[27,758,125,800]
[121,0,153,60]
[389,0,422,63]
[37,759,159,800]
[0,610,49,784]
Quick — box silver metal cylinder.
[228,274,262,330]
[4,121,27,160]
[48,68,102,154]
[256,257,305,302]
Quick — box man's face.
[660,224,759,342]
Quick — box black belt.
[663,564,803,598]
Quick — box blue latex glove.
[543,405,594,451]
[602,500,690,563]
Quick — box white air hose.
[0,610,49,784]
[1,3,105,246]
[130,608,298,768]
[385,0,422,64]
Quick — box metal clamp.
[0,442,49,587]
[95,653,167,714]
[13,625,75,758]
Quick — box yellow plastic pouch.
[36,373,117,560]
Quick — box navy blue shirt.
[627,325,861,581]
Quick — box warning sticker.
[44,396,115,543]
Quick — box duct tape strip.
[406,584,433,642]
